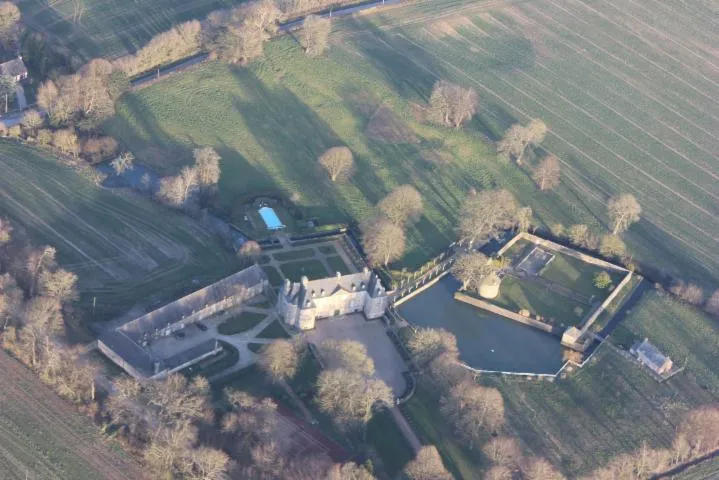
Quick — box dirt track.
[0,350,145,480]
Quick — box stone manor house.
[277,268,392,330]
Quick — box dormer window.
[320,288,325,296]
[360,283,365,290]
[311,290,316,297]
[351,284,356,291]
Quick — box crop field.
[0,350,143,480]
[107,0,718,281]
[331,0,719,285]
[17,0,247,60]
[0,142,241,320]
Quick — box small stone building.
[0,57,27,83]
[277,268,391,330]
[631,338,673,375]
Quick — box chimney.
[336,271,342,278]
[283,278,291,294]
[300,276,309,287]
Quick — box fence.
[454,292,563,335]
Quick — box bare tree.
[21,296,64,367]
[110,152,134,175]
[257,339,304,382]
[144,423,197,477]
[193,147,221,187]
[0,273,23,330]
[451,252,493,291]
[185,446,230,480]
[302,15,331,57]
[222,390,279,446]
[377,185,423,226]
[568,224,597,249]
[406,327,459,367]
[318,339,374,376]
[144,374,211,425]
[607,194,641,234]
[482,436,522,468]
[0,216,11,244]
[599,234,626,258]
[514,206,533,233]
[157,166,199,207]
[319,146,354,182]
[0,2,19,50]
[485,465,512,480]
[428,80,479,128]
[26,246,57,297]
[498,119,547,164]
[680,406,719,456]
[38,268,78,302]
[239,240,262,258]
[533,154,561,191]
[705,289,719,317]
[458,189,518,245]
[21,110,45,134]
[316,369,392,433]
[214,1,281,64]
[670,281,704,306]
[326,462,376,480]
[440,380,504,446]
[403,445,452,480]
[521,457,565,480]
[361,217,405,266]
[80,136,118,164]
[52,129,80,157]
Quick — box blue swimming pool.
[258,206,285,230]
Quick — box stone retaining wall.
[454,292,563,336]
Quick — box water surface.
[398,276,563,374]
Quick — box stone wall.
[454,292,563,335]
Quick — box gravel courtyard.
[305,314,408,397]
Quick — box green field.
[17,0,247,61]
[256,320,291,339]
[0,141,241,320]
[491,239,627,326]
[106,0,719,282]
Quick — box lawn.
[0,141,241,321]
[17,0,248,61]
[256,320,291,339]
[366,410,415,477]
[106,0,719,283]
[328,0,718,286]
[261,265,283,287]
[401,384,484,479]
[217,311,267,335]
[400,285,719,478]
[280,259,329,281]
[490,275,589,327]
[484,288,719,477]
[183,341,239,377]
[272,248,316,262]
[326,255,350,274]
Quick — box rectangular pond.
[398,276,564,374]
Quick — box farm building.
[99,264,268,379]
[0,57,27,82]
[277,268,391,330]
[630,338,673,376]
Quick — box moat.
[397,276,564,374]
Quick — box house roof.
[0,58,26,77]
[286,268,383,308]
[633,339,670,369]
[99,264,266,378]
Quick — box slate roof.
[633,339,670,370]
[99,264,265,378]
[286,268,382,309]
[0,58,26,78]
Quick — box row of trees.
[113,0,334,77]
[37,58,129,130]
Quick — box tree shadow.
[340,16,445,103]
[229,67,388,222]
